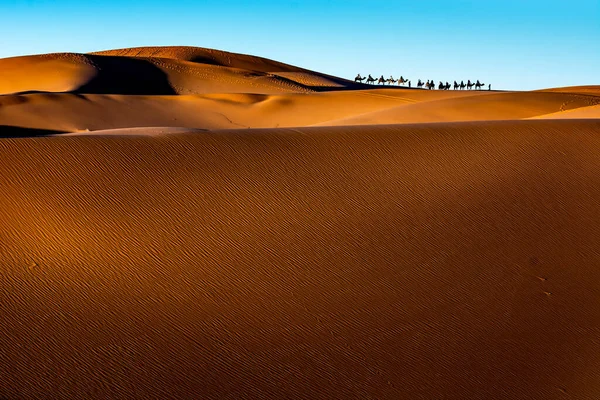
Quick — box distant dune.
[1,46,600,399]
[0,46,356,98]
[0,47,598,132]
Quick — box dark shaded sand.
[2,120,600,399]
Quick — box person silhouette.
[489,84,491,91]
[408,80,411,88]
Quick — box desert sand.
[1,46,600,399]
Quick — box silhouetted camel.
[355,74,366,83]
[417,79,424,88]
[460,81,466,90]
[397,76,409,86]
[453,81,459,90]
[365,75,377,84]
[445,82,451,90]
[475,80,485,90]
[467,80,474,90]
[378,75,387,85]
[438,81,445,90]
[386,76,397,85]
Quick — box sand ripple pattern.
[1,120,600,399]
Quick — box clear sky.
[1,0,598,90]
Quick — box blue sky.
[1,0,598,90]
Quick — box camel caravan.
[355,74,489,90]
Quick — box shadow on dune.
[0,125,64,138]
[75,55,176,95]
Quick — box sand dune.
[531,103,600,120]
[0,47,359,97]
[537,85,600,96]
[0,53,315,96]
[1,46,600,399]
[319,91,600,126]
[1,88,598,133]
[2,120,600,399]
[0,53,98,94]
[0,89,494,132]
[93,46,310,73]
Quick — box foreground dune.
[2,120,600,399]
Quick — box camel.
[438,81,445,90]
[460,81,466,90]
[475,80,485,90]
[386,76,397,85]
[365,75,377,84]
[378,75,387,85]
[445,82,451,90]
[417,79,424,89]
[354,74,366,83]
[467,80,474,90]
[453,81,459,90]
[397,76,409,86]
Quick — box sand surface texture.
[1,46,600,399]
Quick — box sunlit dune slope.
[0,53,98,94]
[2,120,600,399]
[318,91,600,126]
[531,104,600,120]
[536,85,600,96]
[3,87,598,133]
[0,89,488,132]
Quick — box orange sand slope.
[2,120,600,399]
[1,86,599,132]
